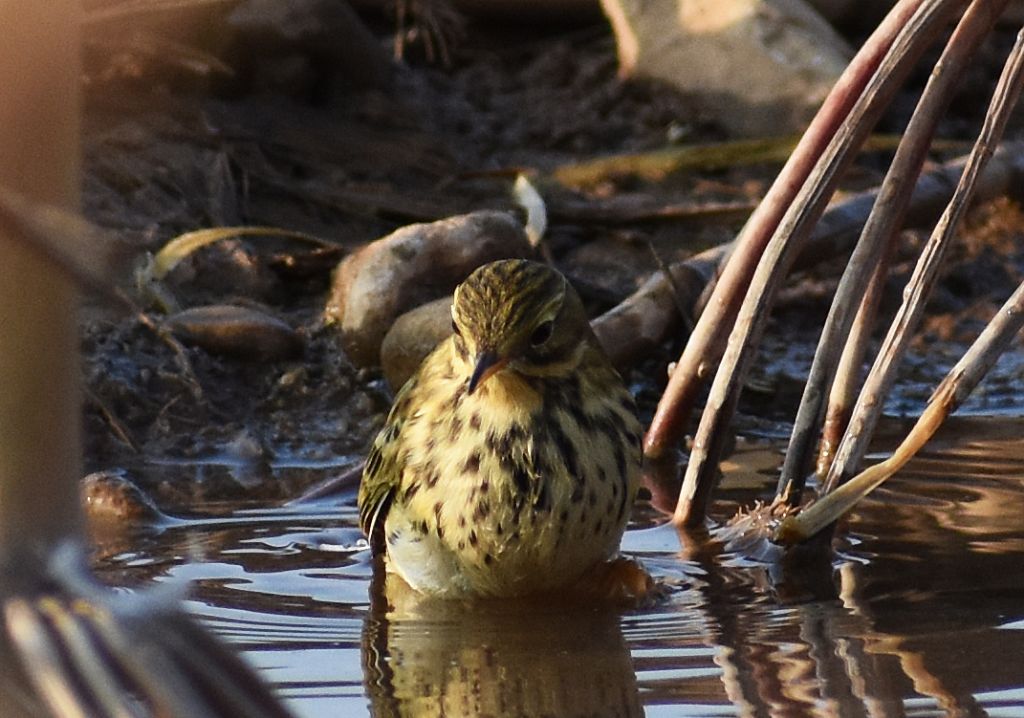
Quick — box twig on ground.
[84,387,142,453]
[286,461,366,504]
[549,197,758,226]
[550,134,957,188]
[124,291,206,403]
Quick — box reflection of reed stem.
[837,564,981,716]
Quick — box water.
[90,419,1024,717]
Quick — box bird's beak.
[468,349,506,395]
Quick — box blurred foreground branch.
[0,2,294,715]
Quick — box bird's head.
[451,259,590,394]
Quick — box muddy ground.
[78,6,1024,509]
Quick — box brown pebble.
[165,304,303,361]
[82,471,168,525]
[379,297,453,390]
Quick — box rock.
[82,470,169,525]
[164,304,304,361]
[600,0,852,137]
[451,0,603,21]
[380,296,454,390]
[325,211,532,367]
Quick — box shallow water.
[91,418,1024,717]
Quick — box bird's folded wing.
[358,375,419,548]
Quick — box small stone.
[164,304,303,362]
[350,391,375,417]
[380,296,453,390]
[227,0,393,92]
[224,430,273,465]
[277,367,303,387]
[82,470,168,525]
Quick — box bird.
[358,258,643,597]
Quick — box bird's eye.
[451,319,462,338]
[529,320,554,347]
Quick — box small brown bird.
[358,259,642,597]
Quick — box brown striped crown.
[451,259,591,378]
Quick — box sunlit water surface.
[91,418,1024,717]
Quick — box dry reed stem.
[0,4,295,715]
[778,0,1009,504]
[672,0,960,526]
[0,0,84,552]
[775,215,1024,544]
[593,141,1024,371]
[643,0,937,463]
[9,549,294,718]
[821,14,1024,494]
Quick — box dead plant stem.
[778,0,1008,504]
[822,14,1024,493]
[672,0,960,526]
[644,0,941,463]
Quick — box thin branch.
[775,254,1024,545]
[84,387,141,453]
[286,460,365,504]
[118,289,206,403]
[821,16,1024,493]
[672,0,960,526]
[643,0,944,462]
[777,0,1009,505]
[647,240,695,335]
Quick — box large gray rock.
[601,0,853,137]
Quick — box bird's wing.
[357,370,420,552]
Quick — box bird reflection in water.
[362,565,642,718]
